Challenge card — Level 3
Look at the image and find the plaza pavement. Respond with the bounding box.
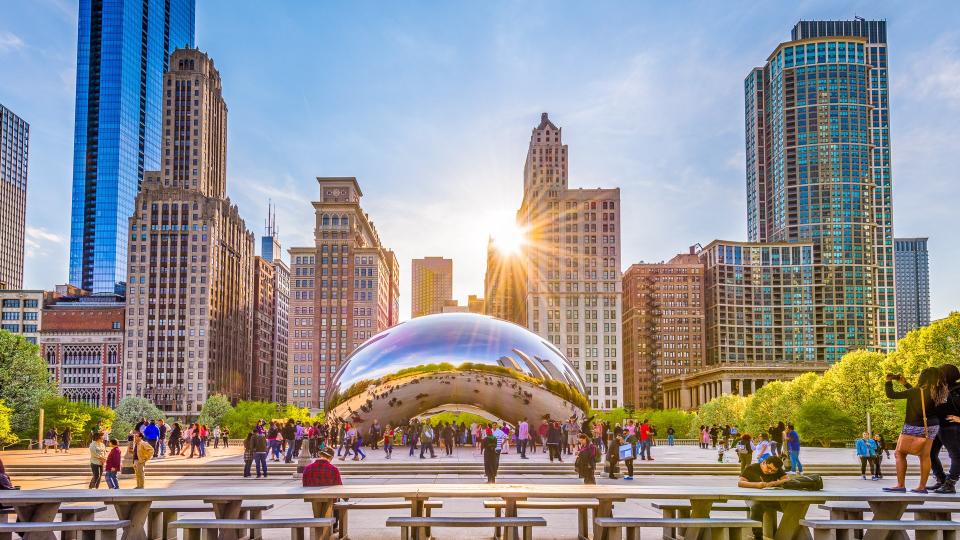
[1,443,947,539]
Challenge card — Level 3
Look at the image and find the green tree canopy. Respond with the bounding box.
[112,397,165,437]
[39,396,91,441]
[197,394,234,428]
[795,399,857,447]
[885,312,960,380]
[0,400,16,446]
[0,330,57,435]
[222,400,278,437]
[696,394,750,429]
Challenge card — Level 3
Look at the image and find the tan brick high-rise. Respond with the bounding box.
[411,257,453,317]
[124,48,254,416]
[622,251,704,409]
[0,104,28,290]
[287,177,400,411]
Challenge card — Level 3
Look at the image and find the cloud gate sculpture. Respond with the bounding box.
[326,313,589,427]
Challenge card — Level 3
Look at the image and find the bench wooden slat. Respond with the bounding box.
[799,520,960,531]
[484,500,597,509]
[819,503,960,513]
[334,501,442,510]
[0,520,130,532]
[172,518,334,529]
[595,518,761,528]
[386,517,547,527]
[60,505,108,513]
[651,502,748,511]
[151,502,274,512]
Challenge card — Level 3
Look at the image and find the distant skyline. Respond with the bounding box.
[3,0,958,322]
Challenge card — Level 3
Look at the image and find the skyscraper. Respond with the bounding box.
[0,104,28,289]
[124,48,255,415]
[517,113,623,410]
[411,257,453,317]
[745,20,891,360]
[69,0,195,295]
[895,238,930,340]
[262,206,290,405]
[287,177,400,411]
[622,251,704,409]
[791,20,896,350]
[484,237,526,326]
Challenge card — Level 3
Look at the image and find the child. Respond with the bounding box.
[383,425,394,459]
[104,439,121,489]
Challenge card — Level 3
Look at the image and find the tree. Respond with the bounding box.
[0,330,57,435]
[0,400,16,447]
[39,396,91,440]
[697,394,750,429]
[817,350,900,436]
[222,400,278,437]
[743,381,790,434]
[795,400,857,447]
[885,312,960,380]
[197,395,234,428]
[112,397,165,437]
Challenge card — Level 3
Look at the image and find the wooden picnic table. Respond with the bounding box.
[1,484,956,540]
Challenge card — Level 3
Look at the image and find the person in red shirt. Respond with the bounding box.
[302,447,342,487]
[639,419,654,461]
[104,439,122,489]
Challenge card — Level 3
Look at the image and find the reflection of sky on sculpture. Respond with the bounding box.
[331,313,586,394]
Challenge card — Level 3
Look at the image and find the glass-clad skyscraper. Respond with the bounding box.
[894,238,930,340]
[744,19,895,363]
[68,0,195,295]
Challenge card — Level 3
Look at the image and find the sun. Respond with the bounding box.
[490,222,528,255]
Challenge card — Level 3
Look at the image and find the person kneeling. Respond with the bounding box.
[738,456,789,540]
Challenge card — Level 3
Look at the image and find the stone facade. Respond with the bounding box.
[411,257,453,317]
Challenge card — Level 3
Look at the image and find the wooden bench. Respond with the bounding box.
[819,503,960,521]
[385,516,547,540]
[484,500,598,540]
[649,503,753,539]
[800,519,960,540]
[0,520,129,540]
[148,502,274,540]
[333,500,441,539]
[594,517,761,540]
[171,517,335,540]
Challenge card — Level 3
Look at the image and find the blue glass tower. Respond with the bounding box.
[68,0,195,295]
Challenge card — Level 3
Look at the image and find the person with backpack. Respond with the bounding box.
[419,421,436,459]
[738,456,790,540]
[574,433,598,485]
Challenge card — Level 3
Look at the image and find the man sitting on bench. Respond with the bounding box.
[738,455,790,540]
[303,447,342,487]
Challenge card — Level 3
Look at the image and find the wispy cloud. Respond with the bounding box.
[24,226,65,256]
[906,35,960,108]
[0,31,25,53]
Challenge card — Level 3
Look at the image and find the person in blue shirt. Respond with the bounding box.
[855,431,879,480]
[142,420,160,458]
[785,423,803,474]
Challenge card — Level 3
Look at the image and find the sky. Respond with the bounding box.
[2,0,959,322]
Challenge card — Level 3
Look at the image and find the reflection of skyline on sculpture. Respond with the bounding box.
[331,313,586,396]
[327,313,588,425]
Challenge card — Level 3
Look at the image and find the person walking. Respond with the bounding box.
[700,426,710,450]
[88,432,107,489]
[282,419,297,463]
[639,419,653,461]
[884,368,942,493]
[574,433,598,485]
[930,364,960,493]
[736,434,754,473]
[156,420,167,458]
[538,420,549,454]
[441,422,455,456]
[517,418,530,459]
[43,427,57,454]
[769,422,785,457]
[242,431,255,478]
[267,422,282,461]
[856,431,879,480]
[607,433,621,479]
[104,439,121,489]
[419,422,436,459]
[168,423,182,457]
[350,427,366,461]
[785,423,803,474]
[143,420,160,458]
[131,431,154,489]
[383,425,394,459]
[198,424,208,458]
[60,427,72,452]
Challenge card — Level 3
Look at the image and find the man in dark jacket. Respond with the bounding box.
[575,434,598,484]
[282,419,297,463]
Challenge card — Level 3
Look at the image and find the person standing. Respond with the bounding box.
[131,431,154,489]
[294,421,305,458]
[267,421,281,461]
[565,418,580,456]
[157,420,167,458]
[43,427,57,454]
[873,433,886,479]
[441,422,455,456]
[88,432,107,489]
[383,425,394,459]
[930,364,960,493]
[884,368,942,493]
[574,434,598,485]
[213,426,221,449]
[104,439,121,489]
[143,420,160,457]
[638,419,653,460]
[785,423,803,474]
[282,419,297,463]
[242,431,255,478]
[253,429,268,478]
[60,427,72,452]
[546,420,563,462]
[538,420,549,454]
[168,423,182,457]
[666,426,675,446]
[517,418,530,459]
[419,422,436,459]
[481,427,501,484]
[221,427,230,448]
[856,431,879,480]
[736,434,754,473]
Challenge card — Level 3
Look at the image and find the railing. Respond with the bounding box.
[0,438,34,451]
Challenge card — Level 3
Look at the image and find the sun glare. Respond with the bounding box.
[491,222,528,255]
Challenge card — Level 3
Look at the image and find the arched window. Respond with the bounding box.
[322,214,330,227]
[332,216,340,227]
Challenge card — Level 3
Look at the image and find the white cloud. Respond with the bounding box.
[0,31,25,53]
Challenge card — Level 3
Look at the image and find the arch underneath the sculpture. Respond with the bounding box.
[327,369,585,428]
[415,404,507,425]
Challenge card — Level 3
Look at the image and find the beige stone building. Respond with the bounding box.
[484,237,526,326]
[0,104,28,290]
[124,48,255,416]
[622,250,704,409]
[287,177,400,412]
[517,113,623,410]
[411,257,453,317]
